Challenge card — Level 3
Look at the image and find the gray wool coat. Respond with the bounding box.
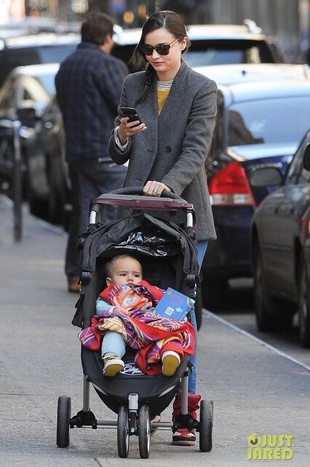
[108,60,217,241]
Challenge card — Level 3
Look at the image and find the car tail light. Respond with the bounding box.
[301,207,310,238]
[209,161,255,206]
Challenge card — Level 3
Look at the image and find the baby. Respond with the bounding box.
[94,254,195,377]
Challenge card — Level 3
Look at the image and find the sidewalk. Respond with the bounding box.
[0,194,67,251]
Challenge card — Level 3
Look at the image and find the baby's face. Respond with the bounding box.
[109,257,142,286]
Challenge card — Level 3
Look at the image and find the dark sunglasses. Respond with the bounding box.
[140,38,179,56]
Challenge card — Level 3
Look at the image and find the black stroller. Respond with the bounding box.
[56,188,213,458]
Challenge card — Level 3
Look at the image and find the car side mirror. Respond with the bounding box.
[249,166,283,187]
[303,144,310,171]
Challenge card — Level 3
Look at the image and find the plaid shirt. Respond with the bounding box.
[55,42,127,162]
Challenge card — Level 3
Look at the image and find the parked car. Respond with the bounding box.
[250,130,310,347]
[112,20,286,72]
[0,63,59,196]
[0,62,59,119]
[201,79,310,309]
[0,33,79,88]
[24,92,69,224]
[193,63,310,85]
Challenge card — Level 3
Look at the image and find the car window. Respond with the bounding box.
[0,44,77,88]
[285,142,310,185]
[112,44,136,71]
[184,47,264,67]
[183,40,275,67]
[228,97,310,147]
[30,74,56,95]
[34,45,78,63]
[0,49,40,86]
[184,49,243,67]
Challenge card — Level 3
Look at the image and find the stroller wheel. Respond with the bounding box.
[56,395,71,448]
[138,405,151,459]
[117,405,130,458]
[199,399,213,452]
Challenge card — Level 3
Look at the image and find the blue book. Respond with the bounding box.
[154,287,195,322]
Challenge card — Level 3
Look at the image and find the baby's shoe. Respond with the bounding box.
[161,351,180,376]
[102,354,124,377]
[172,428,196,446]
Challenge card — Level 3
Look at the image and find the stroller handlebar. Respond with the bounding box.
[101,186,188,201]
[88,187,196,229]
[90,187,194,211]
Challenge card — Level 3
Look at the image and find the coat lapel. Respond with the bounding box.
[140,80,159,170]
[157,61,188,123]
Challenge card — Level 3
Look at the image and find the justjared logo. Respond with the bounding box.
[247,433,294,461]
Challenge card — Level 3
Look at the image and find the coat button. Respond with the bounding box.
[165,146,172,153]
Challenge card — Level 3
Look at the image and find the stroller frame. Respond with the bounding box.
[56,188,213,458]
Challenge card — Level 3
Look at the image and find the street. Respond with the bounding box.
[0,195,309,466]
[216,278,310,369]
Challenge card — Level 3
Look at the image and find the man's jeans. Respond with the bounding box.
[65,159,127,279]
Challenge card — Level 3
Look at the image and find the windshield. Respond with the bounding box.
[183,40,275,67]
[228,96,310,147]
[34,73,56,95]
[184,48,263,67]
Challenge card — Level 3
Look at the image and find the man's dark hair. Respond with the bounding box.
[81,12,114,45]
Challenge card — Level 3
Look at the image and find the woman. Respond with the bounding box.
[108,10,217,446]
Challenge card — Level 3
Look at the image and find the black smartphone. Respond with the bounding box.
[120,106,141,125]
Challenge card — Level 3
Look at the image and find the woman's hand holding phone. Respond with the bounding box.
[120,107,141,125]
[118,107,147,144]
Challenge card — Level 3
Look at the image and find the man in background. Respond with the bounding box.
[55,12,127,292]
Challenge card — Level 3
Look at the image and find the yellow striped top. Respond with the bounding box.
[157,80,173,114]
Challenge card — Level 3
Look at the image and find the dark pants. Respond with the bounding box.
[65,159,127,280]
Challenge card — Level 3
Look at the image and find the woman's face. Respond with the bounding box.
[143,27,187,80]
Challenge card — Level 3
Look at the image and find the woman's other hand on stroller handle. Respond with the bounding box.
[143,181,172,197]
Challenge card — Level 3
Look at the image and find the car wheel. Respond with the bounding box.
[47,152,66,225]
[28,191,48,219]
[253,242,280,332]
[298,255,310,348]
[24,144,48,220]
[254,242,295,332]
